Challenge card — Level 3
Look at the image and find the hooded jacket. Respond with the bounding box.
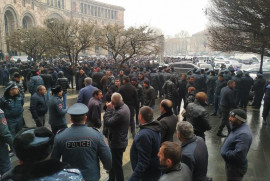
[129,121,161,181]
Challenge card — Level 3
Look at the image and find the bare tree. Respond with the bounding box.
[208,0,270,72]
[98,25,162,67]
[45,19,98,63]
[6,27,51,62]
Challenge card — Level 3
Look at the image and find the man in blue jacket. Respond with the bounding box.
[129,106,161,181]
[221,109,252,181]
[77,77,98,106]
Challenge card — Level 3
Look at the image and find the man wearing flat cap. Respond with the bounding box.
[0,82,24,136]
[1,127,84,180]
[221,109,252,181]
[52,103,112,181]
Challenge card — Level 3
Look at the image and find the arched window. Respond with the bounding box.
[4,14,8,35]
[23,17,27,29]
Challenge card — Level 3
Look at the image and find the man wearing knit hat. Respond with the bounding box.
[221,109,252,181]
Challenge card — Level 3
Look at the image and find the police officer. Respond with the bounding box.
[232,71,243,106]
[206,71,217,105]
[48,85,67,135]
[0,109,13,176]
[1,127,83,180]
[0,82,24,136]
[52,103,112,181]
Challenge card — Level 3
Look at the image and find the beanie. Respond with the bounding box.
[230,109,247,122]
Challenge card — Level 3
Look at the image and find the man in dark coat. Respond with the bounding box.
[119,76,138,138]
[40,68,53,101]
[56,71,69,109]
[252,73,266,109]
[239,72,254,108]
[177,121,210,181]
[178,74,188,112]
[143,79,155,109]
[30,85,48,127]
[103,93,130,181]
[232,70,243,106]
[185,92,211,140]
[157,99,178,143]
[77,69,87,90]
[206,71,217,105]
[87,89,103,128]
[217,80,236,137]
[211,74,226,116]
[162,75,178,115]
[28,70,44,95]
[131,77,144,126]
[129,106,161,181]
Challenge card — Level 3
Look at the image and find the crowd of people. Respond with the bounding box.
[0,56,268,180]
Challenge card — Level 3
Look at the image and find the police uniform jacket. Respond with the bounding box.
[48,95,67,126]
[0,94,24,120]
[30,92,48,120]
[52,124,112,181]
[0,109,13,147]
[103,102,130,149]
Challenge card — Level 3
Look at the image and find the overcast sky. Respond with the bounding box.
[100,0,209,36]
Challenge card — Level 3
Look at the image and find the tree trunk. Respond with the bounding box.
[260,46,265,73]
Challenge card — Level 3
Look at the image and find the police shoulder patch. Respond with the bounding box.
[63,169,81,175]
[56,128,66,134]
[92,127,100,132]
[1,118,7,125]
[58,103,63,109]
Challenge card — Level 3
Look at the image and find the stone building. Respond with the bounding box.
[0,0,124,58]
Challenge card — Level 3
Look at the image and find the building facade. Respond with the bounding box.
[0,0,124,58]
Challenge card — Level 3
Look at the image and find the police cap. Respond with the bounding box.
[67,103,89,116]
[14,127,54,163]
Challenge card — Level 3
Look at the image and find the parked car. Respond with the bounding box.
[200,63,213,71]
[169,62,199,74]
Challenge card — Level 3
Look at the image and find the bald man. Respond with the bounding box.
[157,99,178,143]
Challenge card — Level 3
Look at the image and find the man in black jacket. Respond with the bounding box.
[185,92,211,140]
[217,80,236,137]
[211,74,227,116]
[131,77,144,126]
[30,85,48,127]
[252,73,266,108]
[119,76,138,138]
[157,99,178,143]
[103,93,130,181]
[56,71,69,109]
[41,68,53,101]
[87,89,103,128]
[178,74,187,113]
[143,79,155,109]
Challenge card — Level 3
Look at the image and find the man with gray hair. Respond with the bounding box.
[177,121,211,181]
[103,92,130,181]
[77,77,98,106]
